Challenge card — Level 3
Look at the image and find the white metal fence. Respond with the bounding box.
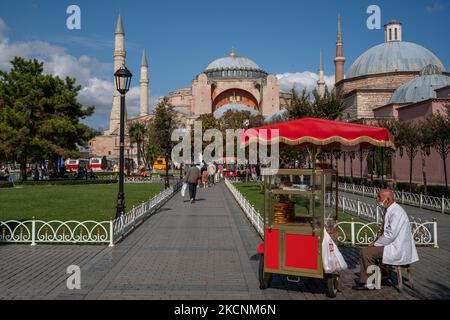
[339,182,450,214]
[225,179,264,236]
[225,179,438,247]
[0,181,181,246]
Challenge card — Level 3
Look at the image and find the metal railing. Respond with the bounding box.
[224,179,264,236]
[339,182,450,214]
[0,181,181,246]
[225,179,438,247]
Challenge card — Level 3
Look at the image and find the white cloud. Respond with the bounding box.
[426,2,445,13]
[276,71,335,96]
[0,18,118,130]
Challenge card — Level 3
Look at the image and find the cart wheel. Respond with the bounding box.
[259,255,272,290]
[326,274,339,298]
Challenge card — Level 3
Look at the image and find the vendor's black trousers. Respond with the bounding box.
[359,246,384,284]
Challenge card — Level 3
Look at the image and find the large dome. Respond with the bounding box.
[388,65,450,104]
[206,56,261,71]
[203,50,268,79]
[347,42,445,78]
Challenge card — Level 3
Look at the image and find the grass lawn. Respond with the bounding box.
[234,183,378,237]
[0,183,164,221]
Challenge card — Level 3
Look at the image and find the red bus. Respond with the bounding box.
[65,159,89,171]
[89,157,103,172]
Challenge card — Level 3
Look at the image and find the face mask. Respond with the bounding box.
[377,199,387,210]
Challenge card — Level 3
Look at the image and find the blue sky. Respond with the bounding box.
[0,0,449,130]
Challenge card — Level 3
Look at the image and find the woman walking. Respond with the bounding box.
[201,164,209,188]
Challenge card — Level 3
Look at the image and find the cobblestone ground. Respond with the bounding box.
[1,183,449,300]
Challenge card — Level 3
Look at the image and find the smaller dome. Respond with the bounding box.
[213,103,258,119]
[388,65,450,104]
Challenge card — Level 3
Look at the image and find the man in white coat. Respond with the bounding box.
[353,189,419,290]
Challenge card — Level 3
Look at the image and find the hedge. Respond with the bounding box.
[0,181,14,188]
[15,179,118,186]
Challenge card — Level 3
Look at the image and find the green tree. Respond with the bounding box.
[0,57,95,180]
[286,88,313,120]
[427,105,450,195]
[144,118,161,169]
[312,87,345,120]
[128,123,147,166]
[101,155,108,170]
[418,119,434,194]
[397,121,421,192]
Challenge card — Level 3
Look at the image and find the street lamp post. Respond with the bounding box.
[243,119,250,183]
[114,66,133,219]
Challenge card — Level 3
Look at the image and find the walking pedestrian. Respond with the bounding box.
[184,163,200,203]
[208,162,216,186]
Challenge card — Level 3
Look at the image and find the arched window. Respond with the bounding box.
[395,28,398,40]
[389,28,392,41]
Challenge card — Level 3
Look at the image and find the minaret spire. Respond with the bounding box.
[337,13,342,43]
[108,14,127,135]
[334,13,346,84]
[140,49,149,116]
[317,49,325,98]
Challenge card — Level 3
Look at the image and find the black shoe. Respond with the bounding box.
[352,284,370,291]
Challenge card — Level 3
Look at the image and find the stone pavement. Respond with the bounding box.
[1,183,449,300]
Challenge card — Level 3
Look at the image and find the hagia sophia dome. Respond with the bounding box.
[347,21,445,79]
[203,50,268,79]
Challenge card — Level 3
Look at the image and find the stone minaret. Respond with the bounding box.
[108,14,127,135]
[317,49,325,98]
[139,49,149,116]
[334,14,345,84]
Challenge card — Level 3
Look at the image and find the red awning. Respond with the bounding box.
[240,117,395,149]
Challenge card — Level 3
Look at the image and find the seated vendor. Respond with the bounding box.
[353,188,419,290]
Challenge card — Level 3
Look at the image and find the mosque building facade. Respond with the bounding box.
[332,17,449,186]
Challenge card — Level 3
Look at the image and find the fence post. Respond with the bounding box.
[342,196,346,213]
[373,188,376,199]
[401,190,405,204]
[420,193,423,208]
[357,200,361,217]
[31,216,36,246]
[362,185,365,197]
[442,196,445,214]
[433,218,439,248]
[353,184,355,194]
[376,206,380,224]
[351,218,355,246]
[109,218,114,247]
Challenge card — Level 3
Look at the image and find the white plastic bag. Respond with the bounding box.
[322,229,348,273]
[181,183,187,197]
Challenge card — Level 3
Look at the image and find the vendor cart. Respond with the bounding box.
[240,117,395,298]
[257,167,340,297]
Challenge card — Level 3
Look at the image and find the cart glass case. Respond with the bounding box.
[262,168,337,278]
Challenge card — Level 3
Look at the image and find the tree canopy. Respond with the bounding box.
[0,57,96,179]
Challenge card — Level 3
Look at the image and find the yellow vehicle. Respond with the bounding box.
[153,157,167,171]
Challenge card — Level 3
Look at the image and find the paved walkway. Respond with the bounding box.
[1,183,449,299]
